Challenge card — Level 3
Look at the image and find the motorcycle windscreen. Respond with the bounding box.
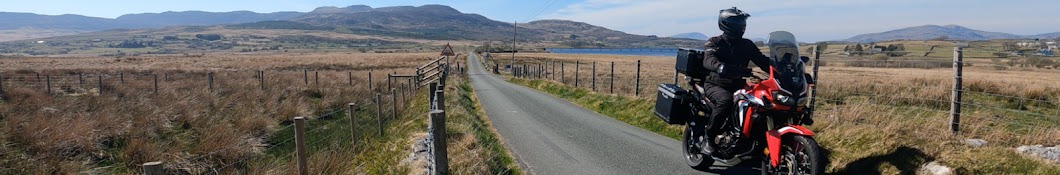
[767,31,807,95]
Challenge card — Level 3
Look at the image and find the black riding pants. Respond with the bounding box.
[702,82,743,133]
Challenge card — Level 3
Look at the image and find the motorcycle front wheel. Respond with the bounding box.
[761,135,824,175]
[683,124,713,170]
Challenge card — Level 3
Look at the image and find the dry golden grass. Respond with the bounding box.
[499,52,1060,174]
[0,52,443,174]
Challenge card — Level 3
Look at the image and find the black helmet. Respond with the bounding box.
[718,7,750,37]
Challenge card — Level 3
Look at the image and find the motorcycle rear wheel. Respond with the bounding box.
[683,124,713,170]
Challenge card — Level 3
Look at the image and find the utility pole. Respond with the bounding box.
[512,21,517,71]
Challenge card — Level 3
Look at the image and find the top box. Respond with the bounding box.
[676,48,707,78]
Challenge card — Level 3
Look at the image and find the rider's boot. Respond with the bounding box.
[700,135,714,155]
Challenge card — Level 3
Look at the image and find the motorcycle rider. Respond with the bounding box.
[699,7,771,155]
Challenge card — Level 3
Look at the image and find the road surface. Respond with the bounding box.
[466,53,756,174]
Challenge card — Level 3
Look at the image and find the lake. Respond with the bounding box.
[546,48,680,57]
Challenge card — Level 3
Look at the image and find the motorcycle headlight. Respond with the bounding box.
[773,91,797,106]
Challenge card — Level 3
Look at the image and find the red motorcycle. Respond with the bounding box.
[655,31,824,174]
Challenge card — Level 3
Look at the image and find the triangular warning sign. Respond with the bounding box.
[441,43,456,56]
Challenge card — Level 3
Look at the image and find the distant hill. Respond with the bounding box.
[115,11,303,27]
[519,19,700,47]
[0,4,701,48]
[1031,32,1060,39]
[669,32,708,40]
[843,25,1058,43]
[522,19,630,40]
[286,6,700,47]
[0,12,138,30]
[291,5,534,41]
[308,5,372,14]
[0,11,301,31]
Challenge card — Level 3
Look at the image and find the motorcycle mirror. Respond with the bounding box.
[800,56,810,63]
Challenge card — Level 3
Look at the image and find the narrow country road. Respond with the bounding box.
[466,53,756,174]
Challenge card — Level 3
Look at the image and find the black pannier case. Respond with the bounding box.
[654,83,690,125]
[676,48,707,77]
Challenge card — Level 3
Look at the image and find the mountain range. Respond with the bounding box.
[0,5,702,48]
[0,11,302,31]
[3,5,1057,46]
[669,32,708,40]
[843,25,1060,43]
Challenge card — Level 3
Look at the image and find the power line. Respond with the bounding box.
[524,0,560,22]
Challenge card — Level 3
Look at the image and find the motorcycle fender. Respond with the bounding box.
[765,125,816,167]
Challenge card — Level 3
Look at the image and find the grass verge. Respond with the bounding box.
[507,78,682,139]
[446,75,521,174]
[507,77,1060,174]
[261,73,522,174]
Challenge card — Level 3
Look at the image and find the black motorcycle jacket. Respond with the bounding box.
[702,34,771,88]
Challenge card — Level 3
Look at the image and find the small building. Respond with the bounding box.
[1036,48,1054,56]
[1017,42,1040,47]
[35,41,45,44]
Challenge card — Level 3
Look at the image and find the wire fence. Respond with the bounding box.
[0,65,441,174]
[482,47,1060,146]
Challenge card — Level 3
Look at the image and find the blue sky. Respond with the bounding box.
[3,0,1057,41]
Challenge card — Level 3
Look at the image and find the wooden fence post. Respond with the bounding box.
[142,161,163,175]
[259,71,265,90]
[592,62,596,91]
[387,74,392,91]
[429,82,438,109]
[0,75,4,94]
[348,72,353,86]
[120,72,125,84]
[673,69,678,84]
[294,117,308,175]
[392,89,398,119]
[610,61,614,94]
[303,69,308,85]
[636,60,641,96]
[560,62,564,84]
[98,74,104,95]
[429,110,448,175]
[435,85,446,110]
[368,72,373,93]
[208,72,214,92]
[552,60,556,80]
[314,71,319,86]
[376,93,383,136]
[348,103,357,152]
[45,75,51,94]
[153,74,158,94]
[79,73,84,86]
[950,47,963,135]
[575,61,580,87]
